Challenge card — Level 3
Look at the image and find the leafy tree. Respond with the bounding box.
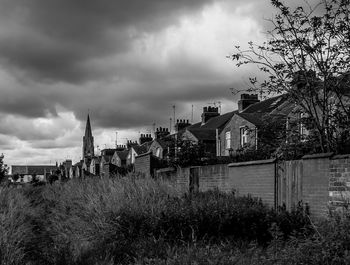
[12,173,20,182]
[230,0,350,153]
[0,153,9,183]
[169,139,207,167]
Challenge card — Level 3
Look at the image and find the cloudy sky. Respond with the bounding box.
[0,0,309,166]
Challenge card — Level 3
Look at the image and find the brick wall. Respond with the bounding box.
[301,153,332,218]
[156,161,275,206]
[329,154,350,212]
[197,164,230,192]
[155,153,350,218]
[228,159,276,207]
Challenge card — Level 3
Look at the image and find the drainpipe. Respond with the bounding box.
[216,129,220,156]
[274,159,278,210]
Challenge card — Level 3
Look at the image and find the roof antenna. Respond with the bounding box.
[191,104,194,123]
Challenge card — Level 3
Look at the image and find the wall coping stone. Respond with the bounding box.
[156,167,175,173]
[302,152,334,160]
[135,151,152,159]
[228,158,276,167]
[332,154,350,159]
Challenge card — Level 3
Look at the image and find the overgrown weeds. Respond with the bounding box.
[1,175,349,264]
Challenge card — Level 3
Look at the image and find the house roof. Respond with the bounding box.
[91,156,101,163]
[153,138,173,149]
[237,94,291,126]
[202,110,237,130]
[187,129,216,141]
[242,94,287,114]
[236,113,265,126]
[133,142,150,155]
[187,110,237,132]
[183,110,237,141]
[116,150,129,160]
[101,149,116,156]
[73,161,82,168]
[12,165,57,175]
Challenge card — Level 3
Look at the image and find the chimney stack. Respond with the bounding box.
[155,127,170,139]
[139,133,153,145]
[126,140,138,149]
[175,119,191,132]
[238,94,259,112]
[201,106,220,125]
[115,145,126,151]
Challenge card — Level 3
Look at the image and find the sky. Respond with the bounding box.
[0,0,314,166]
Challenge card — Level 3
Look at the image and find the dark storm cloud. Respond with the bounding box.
[0,0,216,82]
[0,0,324,137]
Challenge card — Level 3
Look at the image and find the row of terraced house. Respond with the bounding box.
[64,92,306,179]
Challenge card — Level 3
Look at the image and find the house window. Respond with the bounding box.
[155,147,161,157]
[225,131,231,149]
[240,127,248,148]
[299,112,310,141]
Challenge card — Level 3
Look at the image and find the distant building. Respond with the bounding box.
[60,159,72,179]
[90,156,101,176]
[100,148,116,178]
[111,149,129,167]
[11,165,58,182]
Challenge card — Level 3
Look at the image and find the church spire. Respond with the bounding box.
[82,114,94,159]
[84,114,93,139]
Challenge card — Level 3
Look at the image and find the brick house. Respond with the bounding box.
[220,94,292,155]
[111,150,129,167]
[100,149,116,178]
[90,156,101,176]
[181,106,236,157]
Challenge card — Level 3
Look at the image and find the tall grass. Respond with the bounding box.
[0,186,36,265]
[40,177,181,264]
[0,175,327,264]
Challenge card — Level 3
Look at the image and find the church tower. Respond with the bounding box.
[82,114,94,159]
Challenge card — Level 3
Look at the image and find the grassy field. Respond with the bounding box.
[0,176,350,264]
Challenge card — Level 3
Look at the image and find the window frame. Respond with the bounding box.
[225,131,231,150]
[240,126,249,148]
